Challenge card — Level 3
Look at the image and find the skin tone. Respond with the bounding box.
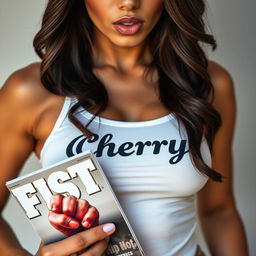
[0,0,249,256]
[84,0,164,73]
[82,0,168,123]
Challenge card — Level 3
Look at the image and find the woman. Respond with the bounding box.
[0,0,249,255]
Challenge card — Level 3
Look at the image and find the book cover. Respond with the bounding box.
[6,150,145,256]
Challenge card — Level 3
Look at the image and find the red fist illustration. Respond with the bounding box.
[48,194,100,237]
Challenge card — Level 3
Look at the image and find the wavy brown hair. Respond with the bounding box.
[33,0,224,182]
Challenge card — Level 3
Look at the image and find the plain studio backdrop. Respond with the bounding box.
[0,0,255,255]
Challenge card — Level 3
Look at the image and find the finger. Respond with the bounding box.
[62,196,77,216]
[41,223,116,256]
[37,240,44,251]
[48,211,79,229]
[81,206,100,228]
[79,239,108,256]
[75,199,90,220]
[88,215,99,229]
[105,236,110,243]
[50,194,64,213]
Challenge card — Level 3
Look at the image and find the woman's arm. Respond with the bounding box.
[0,70,39,255]
[0,66,116,256]
[197,60,249,255]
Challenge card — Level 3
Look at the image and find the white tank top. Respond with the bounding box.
[40,96,210,256]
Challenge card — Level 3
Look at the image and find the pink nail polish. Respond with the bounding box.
[103,223,115,233]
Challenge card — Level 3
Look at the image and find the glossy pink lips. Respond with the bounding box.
[113,22,144,35]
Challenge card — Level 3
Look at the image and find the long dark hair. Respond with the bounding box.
[33,0,224,182]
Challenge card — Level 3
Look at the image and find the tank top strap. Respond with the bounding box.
[40,96,72,160]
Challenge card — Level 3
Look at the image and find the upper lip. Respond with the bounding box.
[112,16,144,24]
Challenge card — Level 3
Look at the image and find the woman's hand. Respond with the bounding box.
[48,194,100,236]
[35,222,116,256]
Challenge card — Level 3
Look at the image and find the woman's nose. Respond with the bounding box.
[118,0,140,11]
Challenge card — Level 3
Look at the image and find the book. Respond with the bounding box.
[6,149,145,256]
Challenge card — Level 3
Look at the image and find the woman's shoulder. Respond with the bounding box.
[0,62,63,136]
[0,62,64,114]
[206,59,236,131]
[1,62,55,104]
[207,59,235,97]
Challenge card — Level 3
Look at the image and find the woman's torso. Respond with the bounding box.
[24,63,210,256]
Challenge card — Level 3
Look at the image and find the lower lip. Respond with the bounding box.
[112,22,144,35]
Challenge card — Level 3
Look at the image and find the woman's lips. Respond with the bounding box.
[112,16,144,24]
[112,22,144,35]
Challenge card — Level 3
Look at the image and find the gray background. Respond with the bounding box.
[0,0,255,255]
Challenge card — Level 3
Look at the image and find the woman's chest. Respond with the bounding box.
[35,91,171,158]
[90,67,170,122]
[40,116,210,197]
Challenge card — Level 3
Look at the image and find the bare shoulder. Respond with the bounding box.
[207,59,233,82]
[207,59,236,110]
[1,62,53,105]
[0,62,63,136]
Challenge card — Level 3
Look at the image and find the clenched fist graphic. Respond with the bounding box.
[48,194,100,236]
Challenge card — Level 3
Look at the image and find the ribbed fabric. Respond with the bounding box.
[40,96,210,256]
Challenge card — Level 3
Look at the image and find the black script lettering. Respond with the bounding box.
[76,138,87,154]
[66,135,84,157]
[152,140,168,154]
[134,141,151,155]
[87,133,99,143]
[169,139,189,164]
[66,133,189,165]
[77,133,99,153]
[95,133,119,157]
[66,133,99,157]
[118,142,135,156]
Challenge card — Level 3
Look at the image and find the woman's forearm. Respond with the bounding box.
[0,216,32,256]
[199,206,249,256]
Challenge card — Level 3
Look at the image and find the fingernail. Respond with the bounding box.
[103,223,115,233]
[82,221,90,228]
[70,220,79,228]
